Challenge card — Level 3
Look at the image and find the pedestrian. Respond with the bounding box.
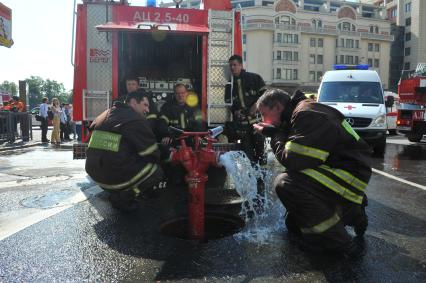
[253,89,371,258]
[85,90,165,212]
[60,103,69,142]
[50,98,62,145]
[39,97,49,143]
[224,54,266,164]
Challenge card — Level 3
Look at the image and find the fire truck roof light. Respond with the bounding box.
[333,64,369,70]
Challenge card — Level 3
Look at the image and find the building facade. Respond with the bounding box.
[241,0,392,92]
[374,0,426,90]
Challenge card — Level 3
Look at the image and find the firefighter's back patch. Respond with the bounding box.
[88,130,122,152]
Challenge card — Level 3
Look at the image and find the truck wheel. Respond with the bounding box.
[373,138,386,157]
[407,132,423,142]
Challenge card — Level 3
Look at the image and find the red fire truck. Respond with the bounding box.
[71,0,242,142]
[396,63,426,142]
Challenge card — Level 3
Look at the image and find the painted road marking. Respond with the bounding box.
[0,185,102,241]
[372,168,426,191]
[0,173,88,190]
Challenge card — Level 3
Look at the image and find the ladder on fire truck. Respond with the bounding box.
[207,9,237,126]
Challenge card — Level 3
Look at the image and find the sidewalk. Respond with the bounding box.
[0,127,75,152]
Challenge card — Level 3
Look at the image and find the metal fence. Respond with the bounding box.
[0,111,33,144]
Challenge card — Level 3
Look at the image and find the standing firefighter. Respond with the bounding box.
[225,54,266,164]
[254,89,370,257]
[85,90,164,212]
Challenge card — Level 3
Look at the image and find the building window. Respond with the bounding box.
[340,55,344,64]
[283,51,292,61]
[294,34,299,44]
[340,22,353,31]
[368,43,373,52]
[335,39,338,47]
[406,17,411,26]
[355,40,359,49]
[374,59,380,68]
[405,47,411,56]
[404,62,410,70]
[317,71,323,82]
[312,19,322,28]
[317,54,323,64]
[318,38,323,48]
[375,44,380,52]
[276,68,281,79]
[405,2,411,13]
[278,15,296,25]
[391,8,397,18]
[243,51,246,61]
[340,38,345,47]
[369,26,374,33]
[310,54,316,64]
[346,55,354,65]
[283,69,293,80]
[310,38,316,47]
[283,34,298,43]
[309,71,316,82]
[243,34,246,44]
[346,39,354,48]
[277,50,282,60]
[375,26,379,34]
[294,52,299,61]
[355,56,359,64]
[406,32,411,41]
[368,58,373,67]
[277,33,282,42]
[293,69,298,80]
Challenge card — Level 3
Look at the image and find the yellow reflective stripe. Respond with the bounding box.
[237,79,246,108]
[160,115,169,124]
[146,113,157,119]
[132,187,141,197]
[342,120,360,141]
[95,163,154,190]
[180,113,186,129]
[301,169,363,204]
[285,141,329,162]
[138,143,159,157]
[319,165,367,192]
[300,213,341,234]
[194,113,203,121]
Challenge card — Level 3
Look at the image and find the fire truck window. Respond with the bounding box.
[118,32,203,109]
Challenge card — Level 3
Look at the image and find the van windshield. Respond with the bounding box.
[319,82,384,104]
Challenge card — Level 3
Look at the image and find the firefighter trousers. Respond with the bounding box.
[274,172,366,251]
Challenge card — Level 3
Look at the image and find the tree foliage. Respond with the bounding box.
[1,77,72,109]
[0,81,18,96]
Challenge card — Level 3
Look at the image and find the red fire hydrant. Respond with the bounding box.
[170,126,223,240]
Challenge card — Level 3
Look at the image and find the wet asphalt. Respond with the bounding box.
[0,136,425,282]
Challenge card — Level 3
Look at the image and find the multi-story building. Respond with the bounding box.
[373,0,426,91]
[161,0,393,92]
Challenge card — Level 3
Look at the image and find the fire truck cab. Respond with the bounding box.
[72,0,241,142]
[397,63,426,142]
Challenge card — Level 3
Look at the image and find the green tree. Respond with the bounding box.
[26,76,72,108]
[0,80,18,96]
[26,76,45,109]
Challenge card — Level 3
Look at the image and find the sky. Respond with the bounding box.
[0,0,173,91]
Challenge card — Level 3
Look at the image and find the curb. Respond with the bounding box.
[0,142,74,152]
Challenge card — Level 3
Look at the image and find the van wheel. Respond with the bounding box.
[373,139,386,157]
[407,132,423,142]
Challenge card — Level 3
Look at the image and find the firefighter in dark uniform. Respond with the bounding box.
[224,54,266,164]
[86,90,165,212]
[254,89,370,257]
[158,83,204,145]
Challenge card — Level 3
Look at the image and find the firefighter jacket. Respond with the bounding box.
[158,100,203,137]
[271,92,372,205]
[225,69,265,125]
[85,102,161,191]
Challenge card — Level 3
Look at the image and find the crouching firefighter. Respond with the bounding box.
[254,89,371,257]
[85,90,165,212]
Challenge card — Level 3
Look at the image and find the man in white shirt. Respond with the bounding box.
[39,97,49,143]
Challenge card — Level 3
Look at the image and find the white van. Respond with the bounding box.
[317,65,387,155]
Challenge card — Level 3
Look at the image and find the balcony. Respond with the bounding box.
[299,26,338,36]
[243,23,274,31]
[273,59,300,66]
[336,46,362,53]
[273,41,300,48]
[360,32,394,41]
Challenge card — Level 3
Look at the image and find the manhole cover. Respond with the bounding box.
[160,213,244,241]
[205,189,243,206]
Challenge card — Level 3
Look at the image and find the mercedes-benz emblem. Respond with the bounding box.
[345,117,355,126]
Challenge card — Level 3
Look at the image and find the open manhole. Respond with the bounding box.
[205,189,243,206]
[160,213,244,241]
